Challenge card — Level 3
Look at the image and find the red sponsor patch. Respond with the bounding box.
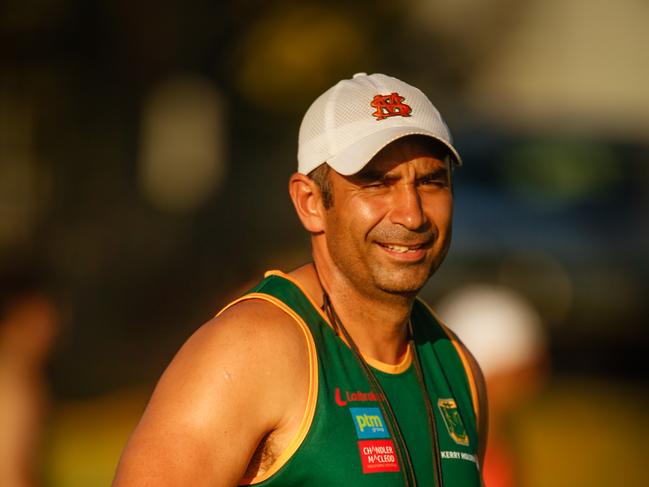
[357,439,400,473]
[334,387,384,407]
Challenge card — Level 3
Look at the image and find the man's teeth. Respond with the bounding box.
[383,244,421,253]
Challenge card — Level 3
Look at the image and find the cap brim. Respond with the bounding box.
[327,126,462,176]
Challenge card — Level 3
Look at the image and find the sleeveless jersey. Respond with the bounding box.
[221,270,482,486]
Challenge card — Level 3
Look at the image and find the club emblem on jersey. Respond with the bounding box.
[370,92,412,120]
[437,398,470,446]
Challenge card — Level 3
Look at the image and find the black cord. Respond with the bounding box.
[313,264,444,486]
[409,320,444,486]
[322,292,417,487]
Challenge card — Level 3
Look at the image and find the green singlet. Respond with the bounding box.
[222,271,482,486]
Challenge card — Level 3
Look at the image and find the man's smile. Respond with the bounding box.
[375,241,432,261]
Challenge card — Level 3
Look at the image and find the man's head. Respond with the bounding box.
[297,72,461,176]
[289,73,460,297]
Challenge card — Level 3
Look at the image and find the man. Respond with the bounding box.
[113,73,487,486]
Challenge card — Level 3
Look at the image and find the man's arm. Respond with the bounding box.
[112,300,309,486]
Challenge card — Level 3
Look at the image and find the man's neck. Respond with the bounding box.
[290,261,415,365]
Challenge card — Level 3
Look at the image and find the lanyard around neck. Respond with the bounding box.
[320,290,444,487]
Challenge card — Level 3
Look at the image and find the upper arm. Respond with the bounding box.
[112,300,309,487]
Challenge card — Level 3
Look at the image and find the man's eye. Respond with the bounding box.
[419,177,446,186]
[365,181,387,188]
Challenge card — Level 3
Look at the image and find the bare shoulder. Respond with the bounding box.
[201,298,311,369]
[113,298,310,486]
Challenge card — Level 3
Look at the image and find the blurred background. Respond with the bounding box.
[0,0,647,485]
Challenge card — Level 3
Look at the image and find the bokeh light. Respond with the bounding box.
[467,0,649,137]
[498,251,574,327]
[437,283,546,376]
[500,140,621,209]
[0,83,51,250]
[235,4,371,112]
[138,74,226,213]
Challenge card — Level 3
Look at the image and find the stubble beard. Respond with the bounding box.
[371,261,437,296]
[327,229,451,300]
[367,244,450,297]
[365,225,451,297]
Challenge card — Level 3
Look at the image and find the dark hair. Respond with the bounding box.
[308,163,333,209]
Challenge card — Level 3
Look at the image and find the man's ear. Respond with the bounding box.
[288,172,326,233]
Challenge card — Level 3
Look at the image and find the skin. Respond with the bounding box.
[112,136,486,486]
[291,136,454,363]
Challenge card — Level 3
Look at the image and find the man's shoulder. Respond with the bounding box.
[179,297,311,386]
[142,296,310,445]
[112,297,311,485]
[157,297,310,405]
[208,296,308,350]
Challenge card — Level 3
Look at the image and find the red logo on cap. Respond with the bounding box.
[370,92,412,120]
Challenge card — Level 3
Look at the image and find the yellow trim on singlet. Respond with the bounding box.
[417,299,481,431]
[264,270,334,329]
[362,343,413,374]
[264,269,413,374]
[216,292,319,485]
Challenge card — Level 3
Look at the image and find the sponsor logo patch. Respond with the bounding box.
[350,407,389,439]
[334,387,383,406]
[438,398,470,446]
[358,439,400,473]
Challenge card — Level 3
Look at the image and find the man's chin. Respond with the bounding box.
[372,268,432,296]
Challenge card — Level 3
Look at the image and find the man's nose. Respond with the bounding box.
[388,184,427,230]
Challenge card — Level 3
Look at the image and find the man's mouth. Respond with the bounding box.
[378,243,429,254]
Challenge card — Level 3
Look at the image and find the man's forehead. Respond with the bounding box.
[356,136,451,177]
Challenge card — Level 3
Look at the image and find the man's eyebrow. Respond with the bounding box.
[354,169,391,182]
[419,167,450,179]
[354,162,450,183]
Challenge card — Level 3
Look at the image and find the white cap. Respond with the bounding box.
[297,72,462,175]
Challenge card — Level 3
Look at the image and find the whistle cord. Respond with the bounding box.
[322,292,417,487]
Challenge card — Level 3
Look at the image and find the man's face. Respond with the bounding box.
[322,136,453,297]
